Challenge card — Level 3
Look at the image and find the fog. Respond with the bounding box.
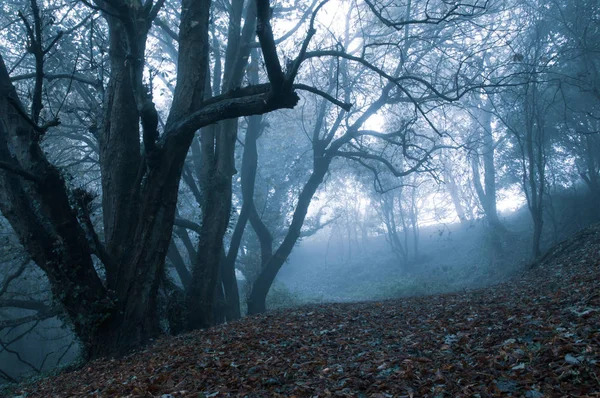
[0,0,599,385]
[273,200,580,307]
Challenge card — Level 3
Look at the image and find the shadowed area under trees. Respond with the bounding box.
[0,0,598,390]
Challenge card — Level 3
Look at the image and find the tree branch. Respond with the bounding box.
[0,337,40,374]
[10,72,101,88]
[255,0,285,89]
[304,50,522,103]
[73,189,116,274]
[0,161,41,183]
[147,0,166,22]
[0,258,29,296]
[283,0,329,87]
[167,240,192,289]
[301,213,341,238]
[363,0,488,30]
[293,83,352,111]
[6,96,60,135]
[167,85,299,136]
[0,310,60,330]
[0,368,17,383]
[154,18,178,42]
[334,148,437,177]
[174,218,202,235]
[0,299,52,312]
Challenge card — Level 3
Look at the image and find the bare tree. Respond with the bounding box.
[0,0,347,358]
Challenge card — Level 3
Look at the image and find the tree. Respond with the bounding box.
[245,0,504,313]
[375,178,416,265]
[545,0,600,214]
[490,3,561,258]
[469,97,507,234]
[0,0,338,359]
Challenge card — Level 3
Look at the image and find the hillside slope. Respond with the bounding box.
[14,225,600,397]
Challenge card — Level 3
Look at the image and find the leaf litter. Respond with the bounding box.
[16,225,600,397]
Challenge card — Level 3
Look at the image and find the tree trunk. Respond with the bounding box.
[532,210,543,258]
[380,192,408,265]
[522,73,546,259]
[0,0,306,359]
[218,115,265,322]
[409,185,420,261]
[168,240,192,289]
[220,254,241,321]
[212,260,227,325]
[441,154,469,224]
[185,0,257,328]
[99,18,142,275]
[247,158,330,314]
[471,102,506,234]
[186,120,237,329]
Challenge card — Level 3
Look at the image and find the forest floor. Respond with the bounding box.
[13,225,600,397]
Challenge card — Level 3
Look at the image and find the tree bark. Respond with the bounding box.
[247,158,331,314]
[0,53,112,358]
[186,0,257,328]
[471,100,506,234]
[186,128,235,328]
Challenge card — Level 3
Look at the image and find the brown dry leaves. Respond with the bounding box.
[17,226,600,397]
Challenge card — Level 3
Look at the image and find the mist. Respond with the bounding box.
[272,188,596,308]
[0,0,599,386]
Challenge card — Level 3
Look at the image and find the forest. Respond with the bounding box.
[0,0,599,392]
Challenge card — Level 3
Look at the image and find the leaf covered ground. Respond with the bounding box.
[15,225,600,397]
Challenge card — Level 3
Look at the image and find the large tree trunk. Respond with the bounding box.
[0,54,111,358]
[0,0,211,359]
[186,0,256,328]
[0,0,305,358]
[99,18,142,274]
[90,0,210,355]
[186,121,237,329]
